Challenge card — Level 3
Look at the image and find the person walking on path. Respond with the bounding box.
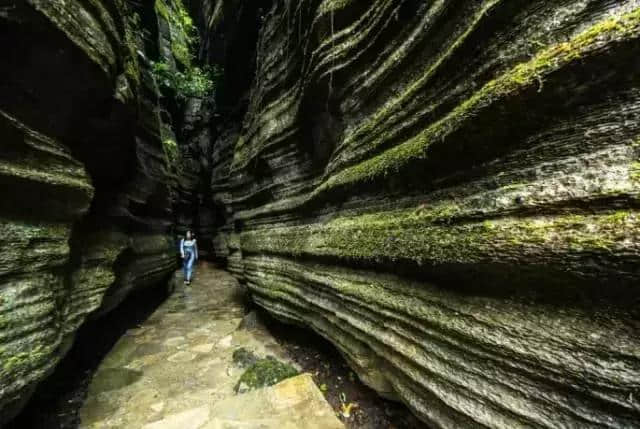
[180,230,198,285]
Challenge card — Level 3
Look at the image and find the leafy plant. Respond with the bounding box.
[175,2,198,40]
[152,61,222,98]
[152,0,224,98]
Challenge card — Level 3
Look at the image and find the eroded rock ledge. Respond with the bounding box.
[209,1,640,427]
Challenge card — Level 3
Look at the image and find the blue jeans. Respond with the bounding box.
[183,251,195,281]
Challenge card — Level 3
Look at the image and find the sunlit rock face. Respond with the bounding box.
[210,1,640,427]
[0,1,182,422]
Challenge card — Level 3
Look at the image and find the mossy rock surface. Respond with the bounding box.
[234,356,299,394]
[210,1,640,427]
[0,0,180,423]
[232,347,260,368]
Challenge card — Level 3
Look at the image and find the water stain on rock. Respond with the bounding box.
[89,368,144,394]
[135,342,165,357]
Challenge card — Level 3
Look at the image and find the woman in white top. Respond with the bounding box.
[180,230,198,285]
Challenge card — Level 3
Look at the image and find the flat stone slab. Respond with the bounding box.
[203,374,344,429]
[142,406,209,429]
[79,263,342,428]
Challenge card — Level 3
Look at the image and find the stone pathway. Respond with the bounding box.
[79,262,343,428]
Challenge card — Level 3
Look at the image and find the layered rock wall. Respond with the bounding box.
[211,1,640,427]
[2,0,640,427]
[0,0,197,422]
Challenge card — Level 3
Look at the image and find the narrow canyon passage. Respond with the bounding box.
[2,1,640,428]
[7,263,425,428]
[77,263,342,428]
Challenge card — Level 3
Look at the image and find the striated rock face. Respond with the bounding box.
[0,0,190,422]
[0,109,94,421]
[210,1,640,427]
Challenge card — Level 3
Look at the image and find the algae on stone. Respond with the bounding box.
[235,356,299,394]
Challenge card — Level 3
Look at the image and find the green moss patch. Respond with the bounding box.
[155,0,198,67]
[0,345,49,377]
[234,356,299,394]
[241,207,640,269]
[630,161,640,182]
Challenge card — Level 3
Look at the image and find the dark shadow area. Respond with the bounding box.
[256,307,430,429]
[6,283,173,429]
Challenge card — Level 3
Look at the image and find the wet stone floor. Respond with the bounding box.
[79,262,343,428]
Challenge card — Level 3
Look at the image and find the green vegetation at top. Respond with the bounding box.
[157,0,197,67]
[155,0,197,52]
[152,62,222,98]
[152,0,223,98]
